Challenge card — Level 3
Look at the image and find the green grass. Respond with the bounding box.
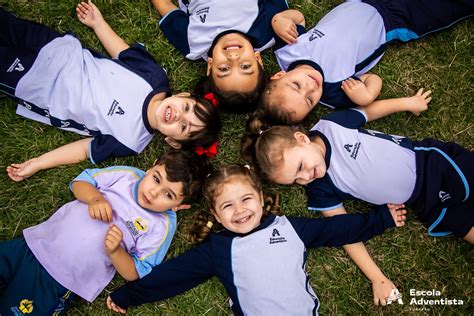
[0,0,472,314]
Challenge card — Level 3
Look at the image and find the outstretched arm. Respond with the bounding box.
[271,9,305,44]
[341,74,382,106]
[363,88,432,122]
[151,0,178,17]
[322,205,397,306]
[6,138,91,182]
[76,1,129,58]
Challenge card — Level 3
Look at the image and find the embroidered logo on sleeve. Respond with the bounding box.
[309,29,325,41]
[196,7,209,23]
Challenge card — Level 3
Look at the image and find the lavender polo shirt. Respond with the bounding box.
[23,166,177,302]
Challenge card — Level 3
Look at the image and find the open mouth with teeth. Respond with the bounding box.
[235,215,252,224]
[164,107,173,122]
[224,45,242,50]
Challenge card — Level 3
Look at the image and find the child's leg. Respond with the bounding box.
[369,0,474,42]
[0,8,61,97]
[0,238,75,315]
[0,7,61,50]
[411,139,473,239]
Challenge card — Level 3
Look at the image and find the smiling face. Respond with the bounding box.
[137,164,185,212]
[212,176,264,234]
[271,132,327,185]
[208,33,263,94]
[268,65,323,122]
[150,94,206,142]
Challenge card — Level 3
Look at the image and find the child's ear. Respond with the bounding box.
[172,204,191,212]
[174,92,191,98]
[206,57,213,76]
[211,210,222,224]
[255,51,263,68]
[165,137,182,149]
[270,70,286,80]
[293,131,310,144]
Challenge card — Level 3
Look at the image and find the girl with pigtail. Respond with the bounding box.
[106,164,405,314]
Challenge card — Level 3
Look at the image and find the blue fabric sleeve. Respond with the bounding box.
[110,241,215,309]
[116,44,170,92]
[68,168,102,191]
[158,9,191,57]
[320,108,367,129]
[319,75,363,109]
[89,135,137,164]
[132,211,177,278]
[288,205,395,248]
[247,0,289,48]
[305,176,344,211]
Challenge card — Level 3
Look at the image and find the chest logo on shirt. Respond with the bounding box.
[107,99,125,116]
[309,29,325,41]
[269,229,287,244]
[126,217,149,236]
[7,58,24,72]
[344,142,361,159]
[196,7,209,23]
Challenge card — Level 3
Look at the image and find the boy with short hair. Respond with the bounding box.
[0,150,212,314]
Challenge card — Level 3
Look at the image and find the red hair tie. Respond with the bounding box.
[203,92,219,108]
[195,141,218,158]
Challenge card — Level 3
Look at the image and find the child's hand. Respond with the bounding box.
[6,158,41,182]
[106,296,127,314]
[341,78,377,106]
[372,277,397,306]
[271,13,299,44]
[387,203,407,227]
[76,0,104,29]
[105,224,123,255]
[405,88,432,116]
[88,196,113,222]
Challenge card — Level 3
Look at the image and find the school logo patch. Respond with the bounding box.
[309,29,325,41]
[196,7,209,23]
[269,228,287,244]
[126,217,149,236]
[107,99,125,116]
[344,142,361,159]
[7,58,24,72]
[12,299,34,314]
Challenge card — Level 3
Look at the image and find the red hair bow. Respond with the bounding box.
[204,92,219,108]
[195,141,218,158]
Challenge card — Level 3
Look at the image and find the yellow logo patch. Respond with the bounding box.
[133,217,149,232]
[19,299,34,313]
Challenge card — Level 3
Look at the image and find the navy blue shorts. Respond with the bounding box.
[407,138,473,238]
[0,238,74,315]
[0,7,61,98]
[364,0,474,42]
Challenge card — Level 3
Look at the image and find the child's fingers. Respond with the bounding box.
[416,88,423,96]
[108,224,123,239]
[422,89,432,98]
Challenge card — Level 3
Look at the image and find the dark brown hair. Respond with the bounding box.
[189,164,281,243]
[174,95,221,149]
[194,63,267,113]
[257,80,298,125]
[156,150,212,204]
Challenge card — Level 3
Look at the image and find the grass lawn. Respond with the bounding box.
[0,0,472,314]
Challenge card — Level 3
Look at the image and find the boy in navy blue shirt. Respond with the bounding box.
[1,1,220,181]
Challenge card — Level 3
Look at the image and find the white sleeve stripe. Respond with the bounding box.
[308,203,343,211]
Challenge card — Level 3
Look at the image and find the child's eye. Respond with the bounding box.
[184,104,190,112]
[241,64,251,70]
[153,175,160,184]
[166,192,173,200]
[307,96,313,106]
[218,66,229,72]
[298,163,303,172]
[181,122,187,132]
[294,82,300,89]
[243,197,251,202]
